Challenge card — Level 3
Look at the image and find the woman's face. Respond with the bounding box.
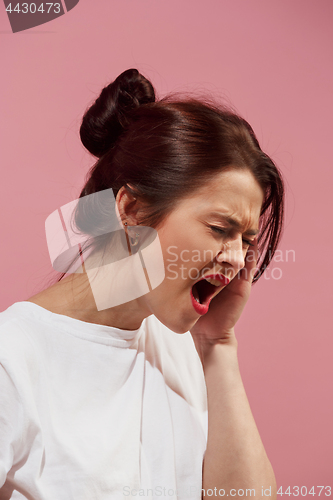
[139,168,264,333]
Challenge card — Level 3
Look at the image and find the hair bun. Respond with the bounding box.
[80,69,156,158]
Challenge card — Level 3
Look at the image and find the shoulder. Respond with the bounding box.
[0,302,43,382]
[0,302,35,347]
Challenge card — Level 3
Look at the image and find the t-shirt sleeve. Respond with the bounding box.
[0,362,26,488]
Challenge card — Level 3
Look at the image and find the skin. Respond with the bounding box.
[28,167,277,499]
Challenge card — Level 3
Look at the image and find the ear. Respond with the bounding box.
[116,185,145,226]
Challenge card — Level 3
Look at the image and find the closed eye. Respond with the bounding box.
[209,225,255,247]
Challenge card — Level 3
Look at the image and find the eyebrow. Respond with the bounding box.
[209,212,260,236]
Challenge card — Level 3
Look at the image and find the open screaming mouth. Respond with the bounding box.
[191,274,229,305]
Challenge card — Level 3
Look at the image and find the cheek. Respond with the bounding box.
[158,224,220,275]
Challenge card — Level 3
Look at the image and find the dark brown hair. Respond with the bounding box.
[62,68,284,282]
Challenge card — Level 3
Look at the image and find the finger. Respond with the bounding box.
[240,238,258,283]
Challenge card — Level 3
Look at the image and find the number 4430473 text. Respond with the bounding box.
[277,486,331,497]
[5,3,61,14]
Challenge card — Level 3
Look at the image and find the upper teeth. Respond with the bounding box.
[204,277,221,286]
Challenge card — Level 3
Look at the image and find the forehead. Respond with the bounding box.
[177,168,264,229]
[191,168,262,205]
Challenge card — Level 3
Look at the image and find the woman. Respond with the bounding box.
[0,69,284,499]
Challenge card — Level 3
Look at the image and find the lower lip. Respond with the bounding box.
[190,289,210,315]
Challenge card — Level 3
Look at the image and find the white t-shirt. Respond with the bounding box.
[0,302,208,500]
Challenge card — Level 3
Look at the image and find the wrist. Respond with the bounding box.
[202,336,239,374]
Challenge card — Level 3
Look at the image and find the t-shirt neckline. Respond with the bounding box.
[7,301,145,348]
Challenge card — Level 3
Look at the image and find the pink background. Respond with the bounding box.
[1,0,332,492]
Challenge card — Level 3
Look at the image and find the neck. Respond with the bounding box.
[28,272,150,331]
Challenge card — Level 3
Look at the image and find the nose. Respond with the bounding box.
[216,236,245,276]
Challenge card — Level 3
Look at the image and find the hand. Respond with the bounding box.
[190,240,258,360]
